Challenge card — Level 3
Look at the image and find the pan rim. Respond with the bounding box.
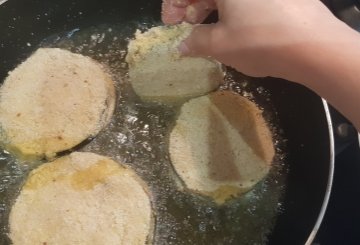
[304,99,335,245]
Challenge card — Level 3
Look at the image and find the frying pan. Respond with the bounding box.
[0,0,334,244]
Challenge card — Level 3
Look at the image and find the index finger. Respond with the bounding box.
[184,0,217,24]
[162,0,187,24]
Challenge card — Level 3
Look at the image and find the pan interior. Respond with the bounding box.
[0,22,287,244]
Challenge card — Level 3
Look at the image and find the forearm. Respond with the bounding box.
[286,25,360,131]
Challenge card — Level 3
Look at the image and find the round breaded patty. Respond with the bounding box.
[9,152,153,245]
[169,91,275,204]
[0,48,115,158]
[126,23,223,103]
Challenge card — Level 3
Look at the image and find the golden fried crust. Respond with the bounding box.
[126,24,223,103]
[0,48,115,158]
[9,152,153,245]
[169,91,275,204]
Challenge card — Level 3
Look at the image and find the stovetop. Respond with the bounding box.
[307,104,360,244]
[315,139,360,244]
[330,0,360,31]
[311,2,360,244]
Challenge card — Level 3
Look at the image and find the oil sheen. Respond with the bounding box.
[0,22,288,245]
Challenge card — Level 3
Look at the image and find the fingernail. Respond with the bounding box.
[173,0,189,7]
[185,2,213,24]
[185,5,197,24]
[178,41,190,55]
[162,1,186,25]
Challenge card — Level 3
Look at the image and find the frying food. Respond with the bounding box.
[169,91,275,204]
[0,48,115,158]
[126,23,223,103]
[9,152,153,245]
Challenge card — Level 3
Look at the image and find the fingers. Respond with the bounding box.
[172,0,190,7]
[162,0,187,24]
[179,24,218,56]
[162,0,217,25]
[184,0,216,23]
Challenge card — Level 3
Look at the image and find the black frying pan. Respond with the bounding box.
[0,0,334,244]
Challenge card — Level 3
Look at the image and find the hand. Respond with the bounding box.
[162,0,216,25]
[162,0,350,79]
[163,0,360,133]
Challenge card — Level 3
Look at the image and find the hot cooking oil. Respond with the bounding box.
[0,22,287,245]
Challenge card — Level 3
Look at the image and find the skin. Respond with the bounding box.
[162,0,360,131]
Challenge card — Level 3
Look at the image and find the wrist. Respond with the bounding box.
[279,21,360,86]
[281,22,360,130]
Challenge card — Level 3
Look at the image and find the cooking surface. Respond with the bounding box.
[0,0,335,244]
[0,23,287,244]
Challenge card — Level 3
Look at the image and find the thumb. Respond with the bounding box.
[178,24,218,57]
